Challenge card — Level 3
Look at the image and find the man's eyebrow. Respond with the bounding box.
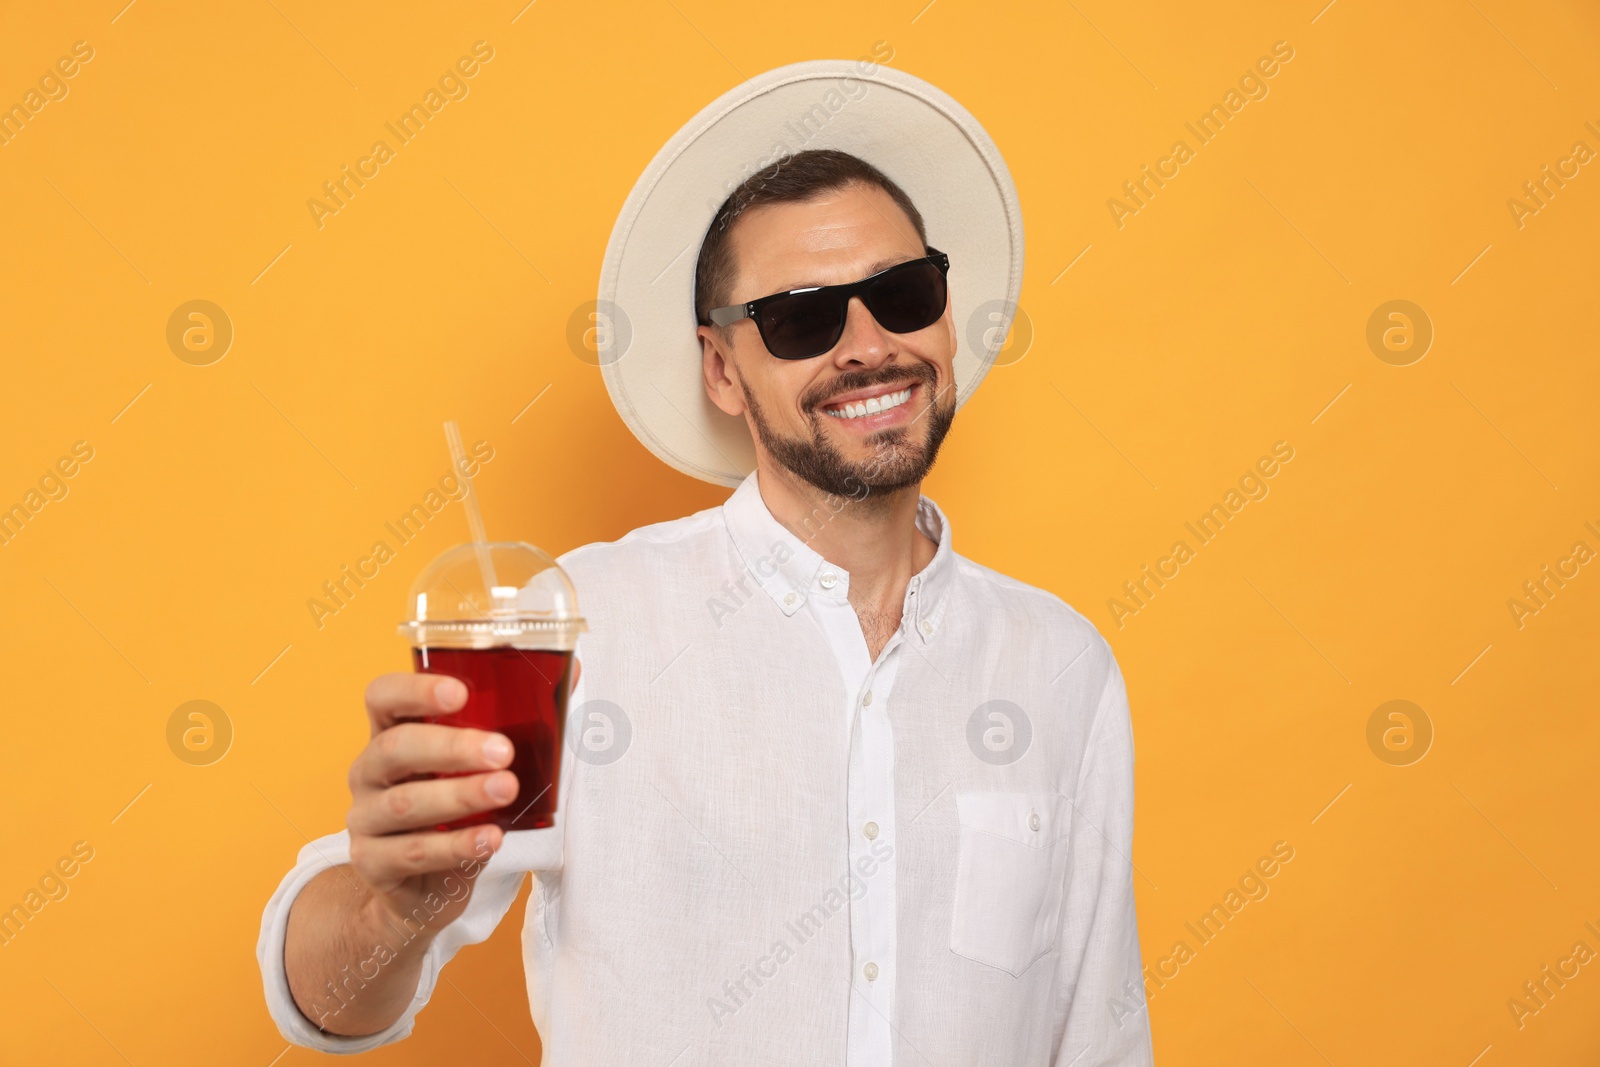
[866,253,915,273]
[769,253,921,294]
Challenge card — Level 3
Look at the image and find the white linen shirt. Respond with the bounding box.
[257,469,1154,1065]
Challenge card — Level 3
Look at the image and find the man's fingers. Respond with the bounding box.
[349,770,519,835]
[365,672,468,730]
[349,823,503,887]
[356,722,513,789]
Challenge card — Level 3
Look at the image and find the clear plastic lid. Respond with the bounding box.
[397,541,587,650]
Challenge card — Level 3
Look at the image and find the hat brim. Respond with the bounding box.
[597,58,1025,487]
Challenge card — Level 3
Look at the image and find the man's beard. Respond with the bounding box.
[740,362,956,500]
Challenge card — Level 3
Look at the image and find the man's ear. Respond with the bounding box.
[700,325,747,417]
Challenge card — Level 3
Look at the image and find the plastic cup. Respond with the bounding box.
[398,541,586,832]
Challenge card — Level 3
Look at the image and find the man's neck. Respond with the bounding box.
[753,460,937,651]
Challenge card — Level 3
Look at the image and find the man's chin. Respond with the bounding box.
[817,440,938,496]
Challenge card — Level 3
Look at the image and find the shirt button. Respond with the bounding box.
[863,821,879,840]
[919,619,933,635]
[783,592,796,606]
[1029,811,1041,831]
[862,691,873,706]
[863,962,879,981]
[820,571,837,589]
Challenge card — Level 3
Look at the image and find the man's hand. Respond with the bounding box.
[345,671,517,932]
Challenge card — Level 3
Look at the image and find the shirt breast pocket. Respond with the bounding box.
[949,790,1073,977]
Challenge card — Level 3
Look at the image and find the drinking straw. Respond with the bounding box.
[444,420,499,594]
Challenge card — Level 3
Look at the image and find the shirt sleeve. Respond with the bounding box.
[256,659,584,1053]
[1052,648,1155,1066]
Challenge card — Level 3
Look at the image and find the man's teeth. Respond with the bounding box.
[824,387,913,420]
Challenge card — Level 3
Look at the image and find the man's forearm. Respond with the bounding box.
[284,865,435,1038]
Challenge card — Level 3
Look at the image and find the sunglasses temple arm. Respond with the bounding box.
[708,305,752,327]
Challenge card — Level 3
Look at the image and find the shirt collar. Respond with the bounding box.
[721,469,955,643]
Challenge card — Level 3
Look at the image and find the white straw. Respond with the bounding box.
[444,420,499,594]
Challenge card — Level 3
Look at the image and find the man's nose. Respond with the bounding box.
[829,295,894,368]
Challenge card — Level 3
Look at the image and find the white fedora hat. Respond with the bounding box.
[595,58,1025,487]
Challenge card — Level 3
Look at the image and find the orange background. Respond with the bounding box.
[2,1,1598,1064]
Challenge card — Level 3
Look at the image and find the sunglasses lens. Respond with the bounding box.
[868,261,947,334]
[759,292,846,360]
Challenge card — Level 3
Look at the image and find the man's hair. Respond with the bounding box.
[693,148,928,330]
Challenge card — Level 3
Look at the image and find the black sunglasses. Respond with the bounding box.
[706,248,950,360]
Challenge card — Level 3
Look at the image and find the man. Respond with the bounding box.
[259,60,1153,1065]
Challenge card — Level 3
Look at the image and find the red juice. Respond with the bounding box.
[413,645,573,832]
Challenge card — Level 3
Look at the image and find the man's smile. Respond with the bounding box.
[818,381,920,427]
